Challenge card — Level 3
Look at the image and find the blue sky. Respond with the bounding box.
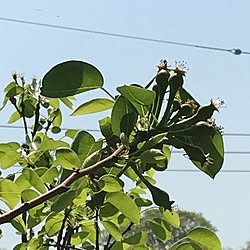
[0,1,250,249]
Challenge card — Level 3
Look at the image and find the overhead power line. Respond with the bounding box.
[0,125,249,155]
[0,17,249,55]
[0,124,250,137]
[167,169,250,173]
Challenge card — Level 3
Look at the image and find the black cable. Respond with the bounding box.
[0,17,249,55]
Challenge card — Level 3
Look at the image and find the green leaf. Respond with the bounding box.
[106,191,140,224]
[162,209,180,228]
[41,60,104,97]
[191,133,224,178]
[149,220,167,241]
[11,216,26,234]
[102,221,122,241]
[99,202,119,218]
[186,227,222,250]
[124,232,147,245]
[21,189,39,201]
[39,138,69,151]
[148,185,174,210]
[71,231,89,245]
[71,130,103,163]
[13,243,28,250]
[15,174,31,191]
[60,97,75,109]
[8,111,21,123]
[71,98,114,116]
[140,149,166,164]
[6,85,23,98]
[41,167,59,183]
[139,133,168,151]
[98,174,124,192]
[22,168,47,193]
[56,148,81,170]
[0,142,21,169]
[0,179,21,208]
[65,129,80,139]
[51,190,76,212]
[45,212,64,236]
[117,85,155,106]
[134,197,152,207]
[175,242,202,250]
[111,95,138,136]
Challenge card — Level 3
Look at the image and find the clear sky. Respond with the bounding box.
[0,1,250,249]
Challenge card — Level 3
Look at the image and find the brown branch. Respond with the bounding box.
[0,145,124,225]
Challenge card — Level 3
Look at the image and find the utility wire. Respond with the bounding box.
[0,124,250,137]
[0,125,249,155]
[0,17,249,56]
[166,169,250,173]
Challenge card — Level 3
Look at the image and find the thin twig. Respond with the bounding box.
[101,87,115,100]
[95,210,100,250]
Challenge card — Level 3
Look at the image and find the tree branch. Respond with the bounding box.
[0,145,124,225]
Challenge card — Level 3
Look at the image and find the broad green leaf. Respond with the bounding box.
[99,202,119,218]
[65,129,80,139]
[11,216,26,234]
[60,97,75,109]
[4,81,16,92]
[0,146,21,169]
[71,130,102,163]
[39,138,69,151]
[71,98,114,116]
[186,227,222,250]
[81,220,96,243]
[117,85,155,106]
[73,189,88,205]
[111,95,138,136]
[15,174,31,191]
[41,60,104,97]
[135,197,152,207]
[133,246,150,250]
[13,243,28,250]
[149,220,167,241]
[140,149,166,164]
[56,148,81,170]
[8,110,21,123]
[27,238,43,250]
[71,231,89,245]
[162,209,180,228]
[6,85,23,98]
[22,168,47,193]
[191,133,224,178]
[0,179,20,208]
[52,109,62,127]
[175,242,202,250]
[106,191,140,224]
[45,212,64,236]
[21,189,39,201]
[98,174,124,192]
[102,221,121,241]
[124,232,147,245]
[111,242,130,250]
[41,167,59,183]
[139,133,168,151]
[51,190,76,212]
[148,185,174,210]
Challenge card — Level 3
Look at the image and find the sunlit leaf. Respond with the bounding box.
[175,242,202,250]
[162,209,180,228]
[22,168,47,193]
[71,130,103,163]
[102,221,121,241]
[186,227,222,250]
[11,216,26,234]
[56,148,81,170]
[71,98,113,116]
[111,95,138,136]
[51,190,76,212]
[8,111,21,123]
[45,212,64,236]
[41,60,104,97]
[0,179,21,208]
[106,191,140,224]
[98,174,124,192]
[71,232,89,245]
[117,85,155,106]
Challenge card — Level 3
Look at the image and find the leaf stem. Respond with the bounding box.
[95,209,100,250]
[101,87,115,100]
